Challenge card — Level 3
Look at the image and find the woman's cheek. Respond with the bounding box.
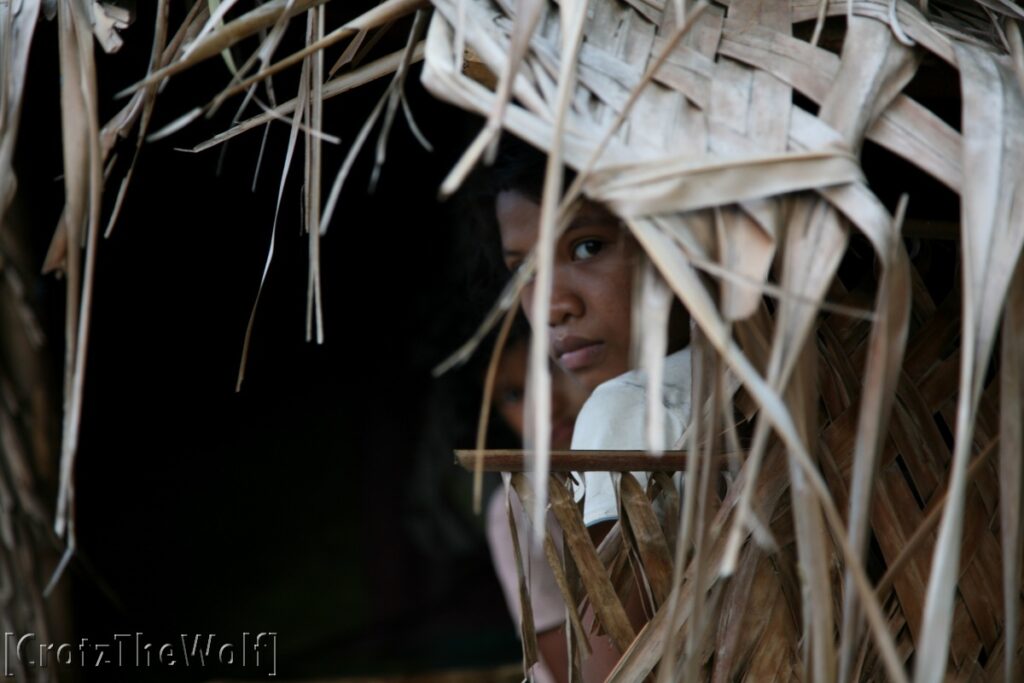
[499,405,525,438]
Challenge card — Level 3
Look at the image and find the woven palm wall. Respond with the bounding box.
[427,2,1022,679]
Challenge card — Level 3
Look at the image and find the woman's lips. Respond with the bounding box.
[556,341,605,371]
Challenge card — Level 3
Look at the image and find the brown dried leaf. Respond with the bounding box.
[547,471,636,652]
[506,476,541,669]
[619,473,674,607]
[999,258,1024,683]
[916,44,1024,683]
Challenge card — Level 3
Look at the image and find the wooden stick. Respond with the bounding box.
[454,449,723,472]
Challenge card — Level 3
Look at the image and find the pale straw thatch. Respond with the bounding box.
[434,0,1024,680]
[1,1,70,673]
[3,0,1024,681]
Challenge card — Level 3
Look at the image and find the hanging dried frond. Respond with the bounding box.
[430,0,1024,680]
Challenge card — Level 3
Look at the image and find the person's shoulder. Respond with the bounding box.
[590,366,647,404]
[662,346,692,407]
[571,346,694,451]
[664,345,691,374]
[579,345,693,419]
[570,371,647,451]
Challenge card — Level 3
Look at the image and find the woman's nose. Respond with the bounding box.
[549,268,584,325]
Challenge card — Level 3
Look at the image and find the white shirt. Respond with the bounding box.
[571,347,692,526]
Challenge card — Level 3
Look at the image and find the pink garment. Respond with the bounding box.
[486,487,565,683]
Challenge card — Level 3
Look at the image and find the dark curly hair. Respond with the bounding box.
[453,135,576,317]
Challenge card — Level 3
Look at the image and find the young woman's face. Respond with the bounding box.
[496,190,636,394]
[493,339,585,450]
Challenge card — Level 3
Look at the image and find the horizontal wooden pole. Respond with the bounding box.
[902,219,958,240]
[454,449,721,472]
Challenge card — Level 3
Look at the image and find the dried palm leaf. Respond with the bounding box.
[430,0,1024,679]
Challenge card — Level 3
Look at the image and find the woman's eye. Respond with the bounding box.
[498,389,524,406]
[572,239,603,261]
[507,261,530,282]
